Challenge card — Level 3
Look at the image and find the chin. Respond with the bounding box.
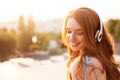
[71,48,80,52]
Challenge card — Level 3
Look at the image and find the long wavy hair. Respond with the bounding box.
[62,7,120,80]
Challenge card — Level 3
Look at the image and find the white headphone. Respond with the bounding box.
[95,17,103,42]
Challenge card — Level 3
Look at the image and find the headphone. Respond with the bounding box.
[95,17,103,42]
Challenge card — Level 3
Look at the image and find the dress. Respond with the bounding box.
[68,56,102,80]
[83,56,98,80]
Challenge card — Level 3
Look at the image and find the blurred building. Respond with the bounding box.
[0,18,64,34]
[35,18,64,33]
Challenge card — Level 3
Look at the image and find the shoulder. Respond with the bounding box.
[87,57,107,80]
[69,56,80,72]
[89,57,103,71]
[84,56,104,73]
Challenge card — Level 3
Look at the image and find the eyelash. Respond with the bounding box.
[66,30,71,33]
[77,32,83,35]
[66,30,83,35]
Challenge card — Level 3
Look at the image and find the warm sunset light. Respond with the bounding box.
[0,1,120,80]
[0,0,120,22]
[32,35,37,43]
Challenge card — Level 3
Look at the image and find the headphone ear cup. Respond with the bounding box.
[97,32,102,42]
[95,30,99,42]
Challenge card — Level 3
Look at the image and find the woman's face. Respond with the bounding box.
[66,18,84,52]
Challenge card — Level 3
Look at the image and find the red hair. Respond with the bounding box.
[62,7,120,80]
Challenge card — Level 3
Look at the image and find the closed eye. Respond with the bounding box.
[66,28,71,33]
[77,32,83,35]
[66,30,71,33]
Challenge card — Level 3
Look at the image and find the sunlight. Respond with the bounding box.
[32,35,37,43]
[0,0,120,22]
[0,62,18,80]
[0,0,70,22]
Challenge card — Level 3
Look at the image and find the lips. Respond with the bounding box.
[70,42,80,47]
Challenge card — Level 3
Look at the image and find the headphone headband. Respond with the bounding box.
[95,16,103,42]
[97,18,103,42]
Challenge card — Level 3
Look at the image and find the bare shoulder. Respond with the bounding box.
[87,57,107,80]
[89,57,103,70]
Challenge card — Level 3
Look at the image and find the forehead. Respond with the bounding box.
[66,18,82,30]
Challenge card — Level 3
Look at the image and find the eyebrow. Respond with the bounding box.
[66,28,83,31]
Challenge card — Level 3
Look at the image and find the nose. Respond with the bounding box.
[69,33,76,41]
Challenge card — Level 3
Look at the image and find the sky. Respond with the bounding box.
[0,0,120,22]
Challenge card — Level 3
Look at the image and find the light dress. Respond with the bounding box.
[68,56,105,80]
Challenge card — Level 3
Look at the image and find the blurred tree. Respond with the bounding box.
[0,32,17,62]
[29,44,40,52]
[18,32,33,52]
[55,32,61,48]
[37,32,50,50]
[55,32,67,54]
[106,19,120,42]
[106,19,117,35]
[27,16,35,33]
[18,15,36,53]
[2,27,8,32]
[10,28,16,35]
[18,15,26,33]
[10,28,19,49]
[115,20,120,42]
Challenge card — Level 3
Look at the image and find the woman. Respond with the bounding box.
[62,7,120,80]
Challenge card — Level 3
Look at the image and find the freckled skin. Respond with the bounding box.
[66,18,84,52]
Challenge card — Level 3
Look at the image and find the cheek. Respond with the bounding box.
[76,35,84,42]
[81,36,84,41]
[80,37,85,47]
[66,33,70,40]
[81,36,85,42]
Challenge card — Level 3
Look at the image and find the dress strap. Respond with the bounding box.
[83,56,98,80]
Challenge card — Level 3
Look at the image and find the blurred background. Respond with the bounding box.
[0,0,120,80]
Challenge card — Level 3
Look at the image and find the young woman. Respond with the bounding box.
[62,7,120,80]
